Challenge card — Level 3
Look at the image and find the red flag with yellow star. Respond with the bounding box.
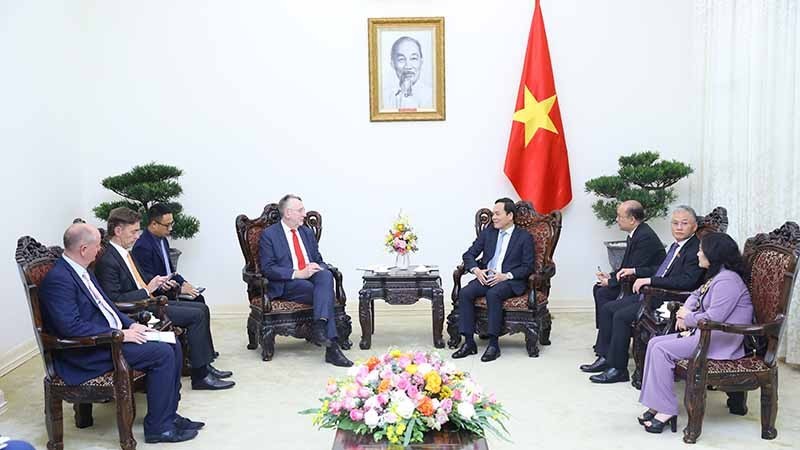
[504,0,572,214]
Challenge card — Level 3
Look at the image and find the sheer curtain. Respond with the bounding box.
[691,0,800,364]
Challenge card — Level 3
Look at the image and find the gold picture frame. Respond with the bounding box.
[368,17,445,122]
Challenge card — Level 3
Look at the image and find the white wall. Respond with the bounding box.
[3,0,700,364]
[0,2,84,363]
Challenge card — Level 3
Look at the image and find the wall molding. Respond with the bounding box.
[0,389,7,416]
[0,339,39,378]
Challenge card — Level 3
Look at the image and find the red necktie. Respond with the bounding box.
[291,229,307,270]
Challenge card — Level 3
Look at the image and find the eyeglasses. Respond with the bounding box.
[155,220,174,229]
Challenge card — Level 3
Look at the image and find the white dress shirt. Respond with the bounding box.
[63,255,123,329]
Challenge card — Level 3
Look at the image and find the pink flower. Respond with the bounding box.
[349,409,364,421]
[380,369,393,380]
[384,412,398,424]
[453,390,462,401]
[358,387,372,398]
[488,393,497,404]
[398,357,411,368]
[406,385,419,398]
[439,398,453,414]
[326,382,337,395]
[329,400,342,415]
[377,393,389,405]
[396,378,409,390]
[435,409,449,425]
[413,352,427,364]
[471,393,480,404]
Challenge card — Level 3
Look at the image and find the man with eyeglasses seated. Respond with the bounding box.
[132,203,220,359]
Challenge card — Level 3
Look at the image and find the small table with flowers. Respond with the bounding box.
[358,267,445,350]
[332,427,488,449]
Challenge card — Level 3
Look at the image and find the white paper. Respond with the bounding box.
[145,331,176,344]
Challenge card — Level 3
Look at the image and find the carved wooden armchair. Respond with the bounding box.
[236,203,352,361]
[629,206,729,388]
[674,221,800,443]
[446,202,562,357]
[16,236,156,450]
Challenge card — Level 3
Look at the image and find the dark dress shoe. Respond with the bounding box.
[579,356,608,373]
[207,364,233,379]
[727,393,748,415]
[191,374,236,390]
[480,345,501,362]
[590,368,630,384]
[174,414,205,430]
[451,343,477,359]
[144,428,198,443]
[637,410,655,426]
[325,344,353,367]
[311,320,333,347]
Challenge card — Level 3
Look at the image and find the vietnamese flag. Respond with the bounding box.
[504,0,572,214]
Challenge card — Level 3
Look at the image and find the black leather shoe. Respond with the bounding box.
[590,368,630,384]
[579,356,608,373]
[325,344,353,367]
[191,374,236,390]
[174,414,205,430]
[451,343,477,359]
[480,345,501,362]
[144,428,198,443]
[207,364,233,379]
[311,320,333,347]
[643,415,677,433]
[727,394,748,416]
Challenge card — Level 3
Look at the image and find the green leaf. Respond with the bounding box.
[402,417,417,446]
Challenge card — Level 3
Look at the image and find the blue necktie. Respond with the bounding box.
[159,239,171,274]
[655,242,680,277]
[488,231,506,271]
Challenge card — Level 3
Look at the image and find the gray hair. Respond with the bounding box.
[391,36,423,60]
[278,194,303,217]
[63,223,98,251]
[673,205,698,223]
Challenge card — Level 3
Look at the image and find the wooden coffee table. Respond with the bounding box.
[358,267,445,350]
[331,427,489,449]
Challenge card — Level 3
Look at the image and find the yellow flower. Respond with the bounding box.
[439,385,452,399]
[390,349,402,358]
[396,421,406,435]
[405,364,418,375]
[424,371,442,394]
[397,223,405,231]
[321,399,329,413]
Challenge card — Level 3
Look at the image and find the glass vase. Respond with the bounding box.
[395,252,410,271]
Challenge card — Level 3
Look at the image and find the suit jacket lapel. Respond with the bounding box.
[110,247,137,288]
[484,228,498,265]
[62,260,102,313]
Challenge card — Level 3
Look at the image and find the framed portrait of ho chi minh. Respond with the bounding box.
[368,17,445,122]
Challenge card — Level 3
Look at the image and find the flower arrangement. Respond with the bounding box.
[384,213,419,255]
[300,349,509,446]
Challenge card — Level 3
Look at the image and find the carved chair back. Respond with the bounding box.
[236,203,323,276]
[695,206,729,239]
[742,222,800,359]
[15,236,63,381]
[473,201,562,303]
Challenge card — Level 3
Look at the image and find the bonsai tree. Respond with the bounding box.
[584,151,693,226]
[93,162,200,239]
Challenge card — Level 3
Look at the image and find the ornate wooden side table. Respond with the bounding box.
[358,267,445,350]
[332,427,488,449]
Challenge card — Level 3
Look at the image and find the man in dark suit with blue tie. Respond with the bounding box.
[582,206,705,383]
[258,194,353,367]
[590,200,665,345]
[452,198,535,362]
[39,223,201,443]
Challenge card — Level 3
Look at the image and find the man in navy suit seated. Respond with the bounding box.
[452,198,535,362]
[259,194,353,367]
[131,203,217,358]
[39,223,202,443]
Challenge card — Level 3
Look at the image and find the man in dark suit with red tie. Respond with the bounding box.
[451,198,535,362]
[258,194,353,367]
[39,223,201,443]
[582,206,705,383]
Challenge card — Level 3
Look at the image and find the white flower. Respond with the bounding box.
[457,402,475,420]
[364,409,380,428]
[366,369,380,383]
[363,396,380,410]
[347,365,360,377]
[416,363,433,376]
[396,396,416,419]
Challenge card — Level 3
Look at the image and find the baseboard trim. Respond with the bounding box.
[0,340,39,378]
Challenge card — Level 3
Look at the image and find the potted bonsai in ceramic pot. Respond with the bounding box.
[584,151,692,270]
[93,162,200,268]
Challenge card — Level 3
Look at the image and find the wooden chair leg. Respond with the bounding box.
[445,309,461,349]
[115,386,137,450]
[683,378,707,444]
[524,324,540,358]
[760,372,779,439]
[539,310,552,345]
[261,327,275,361]
[44,384,64,450]
[73,402,93,428]
[247,324,258,350]
[336,312,353,350]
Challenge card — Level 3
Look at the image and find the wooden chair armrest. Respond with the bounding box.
[42,330,124,350]
[530,263,556,287]
[328,265,347,303]
[242,269,263,286]
[452,264,466,302]
[696,317,784,337]
[641,286,692,303]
